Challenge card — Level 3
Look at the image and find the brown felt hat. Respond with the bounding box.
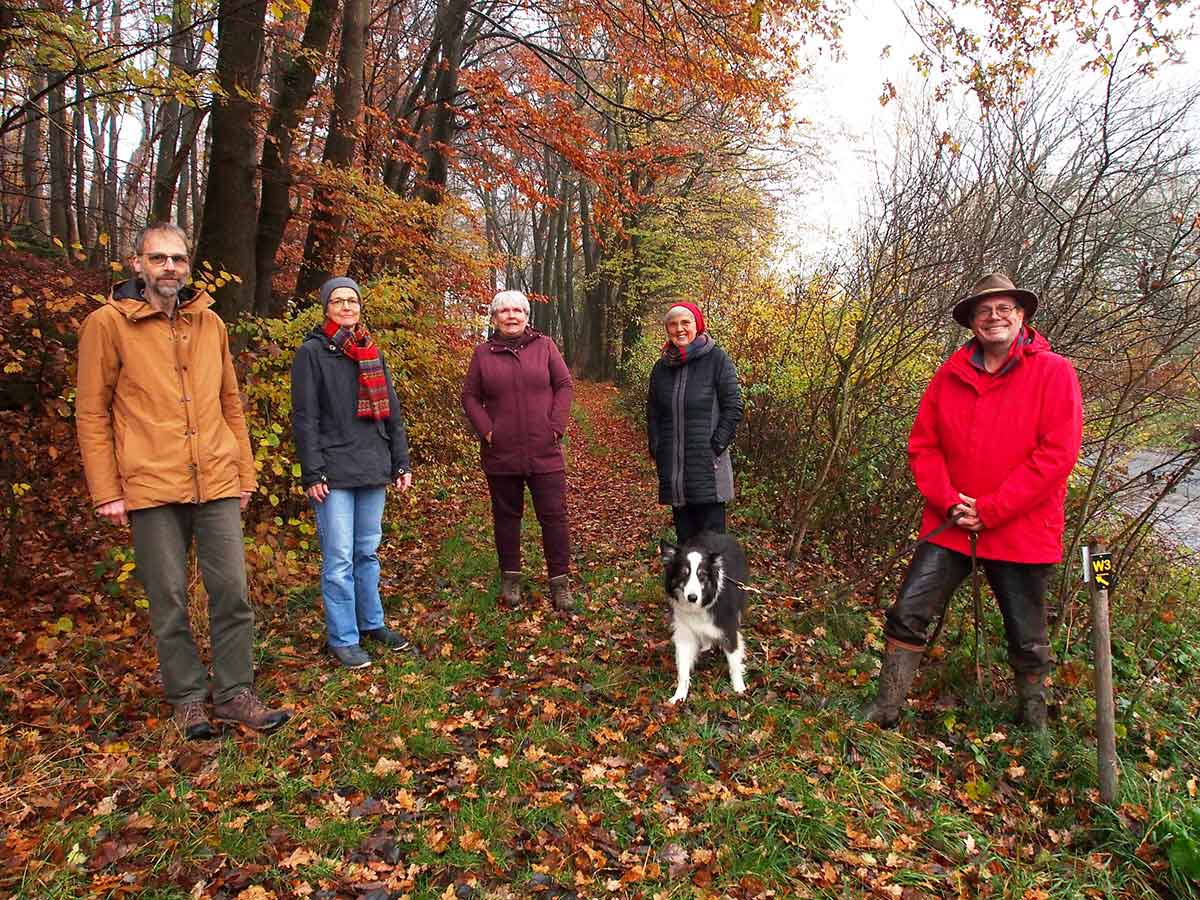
[952,273,1039,327]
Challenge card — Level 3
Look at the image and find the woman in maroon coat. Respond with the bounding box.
[462,290,576,610]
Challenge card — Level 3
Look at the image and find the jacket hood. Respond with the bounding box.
[107,278,211,320]
[947,325,1051,382]
[305,322,332,344]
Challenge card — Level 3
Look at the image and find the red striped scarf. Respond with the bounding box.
[323,319,390,420]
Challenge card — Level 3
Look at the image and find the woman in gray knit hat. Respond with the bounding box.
[291,277,414,669]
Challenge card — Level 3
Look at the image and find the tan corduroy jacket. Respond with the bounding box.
[76,280,257,511]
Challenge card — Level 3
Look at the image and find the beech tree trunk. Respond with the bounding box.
[72,77,89,248]
[577,180,606,377]
[103,0,121,253]
[295,0,368,301]
[46,75,74,250]
[419,0,468,204]
[176,140,189,226]
[20,72,46,233]
[559,182,576,363]
[84,98,106,265]
[253,0,338,314]
[194,0,268,318]
[552,177,572,355]
[151,0,192,222]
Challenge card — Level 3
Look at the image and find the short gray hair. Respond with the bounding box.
[490,289,530,317]
[134,221,191,255]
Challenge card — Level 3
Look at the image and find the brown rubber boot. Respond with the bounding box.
[213,688,291,734]
[1015,673,1049,731]
[859,644,924,728]
[549,574,574,611]
[499,571,522,605]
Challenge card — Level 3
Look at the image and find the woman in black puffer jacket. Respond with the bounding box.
[646,301,744,543]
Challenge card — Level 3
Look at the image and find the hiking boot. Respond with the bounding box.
[549,574,574,612]
[1016,672,1049,731]
[174,701,217,741]
[213,688,291,733]
[858,644,924,728]
[499,571,522,605]
[362,626,413,653]
[328,643,372,669]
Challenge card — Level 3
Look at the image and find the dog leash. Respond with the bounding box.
[724,511,987,685]
[729,509,966,605]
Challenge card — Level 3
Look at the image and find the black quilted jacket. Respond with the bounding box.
[646,342,743,506]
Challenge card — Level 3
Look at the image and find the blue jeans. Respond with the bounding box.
[312,486,386,647]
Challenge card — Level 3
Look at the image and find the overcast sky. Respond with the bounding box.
[786,1,1199,254]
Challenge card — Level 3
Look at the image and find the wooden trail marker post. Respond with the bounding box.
[1083,538,1119,805]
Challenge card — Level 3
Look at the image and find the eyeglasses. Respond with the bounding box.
[329,297,361,307]
[143,253,190,266]
[974,303,1019,320]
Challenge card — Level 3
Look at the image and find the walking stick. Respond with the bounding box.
[1085,537,1119,805]
[970,532,984,690]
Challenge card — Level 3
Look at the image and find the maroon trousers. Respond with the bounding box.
[486,471,571,577]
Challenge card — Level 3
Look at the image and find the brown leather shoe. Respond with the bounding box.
[549,574,574,611]
[213,688,291,733]
[174,701,217,741]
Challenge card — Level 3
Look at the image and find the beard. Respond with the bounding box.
[146,273,181,302]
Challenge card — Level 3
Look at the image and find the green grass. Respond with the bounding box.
[6,419,1200,898]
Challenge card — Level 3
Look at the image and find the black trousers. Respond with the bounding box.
[672,502,726,544]
[884,543,1054,676]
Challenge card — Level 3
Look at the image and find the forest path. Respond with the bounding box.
[0,381,1171,899]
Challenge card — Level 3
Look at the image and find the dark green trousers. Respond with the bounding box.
[130,498,254,705]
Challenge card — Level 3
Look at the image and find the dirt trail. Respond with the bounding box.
[563,381,663,569]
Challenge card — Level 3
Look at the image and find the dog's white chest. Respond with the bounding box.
[670,601,725,647]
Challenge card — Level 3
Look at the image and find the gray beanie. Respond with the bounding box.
[319,276,362,312]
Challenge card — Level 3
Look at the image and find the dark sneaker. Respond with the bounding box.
[174,701,217,741]
[361,626,413,653]
[213,688,291,733]
[329,643,372,669]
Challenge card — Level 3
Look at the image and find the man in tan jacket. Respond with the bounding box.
[76,222,290,740]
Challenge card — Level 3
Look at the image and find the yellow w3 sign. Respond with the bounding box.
[1090,552,1113,589]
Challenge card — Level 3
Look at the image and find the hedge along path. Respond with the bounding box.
[2,379,1179,899]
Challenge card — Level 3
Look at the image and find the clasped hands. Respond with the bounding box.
[951,492,984,532]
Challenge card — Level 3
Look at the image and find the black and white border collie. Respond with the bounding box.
[659,530,748,704]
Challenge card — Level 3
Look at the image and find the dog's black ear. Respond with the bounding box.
[708,552,724,576]
[659,540,678,567]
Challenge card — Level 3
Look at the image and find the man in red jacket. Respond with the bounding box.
[861,274,1083,731]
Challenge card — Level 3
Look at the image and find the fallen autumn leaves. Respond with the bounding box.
[1,382,1197,899]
